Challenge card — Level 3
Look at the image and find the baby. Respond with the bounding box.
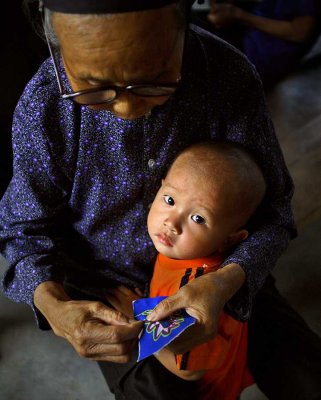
[107,140,266,400]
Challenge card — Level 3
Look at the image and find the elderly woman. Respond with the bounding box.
[1,0,320,399]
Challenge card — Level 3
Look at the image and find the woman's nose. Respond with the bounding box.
[109,94,153,120]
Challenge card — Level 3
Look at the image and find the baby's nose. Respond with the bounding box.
[164,217,182,235]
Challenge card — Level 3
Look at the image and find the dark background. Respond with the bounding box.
[0,1,48,196]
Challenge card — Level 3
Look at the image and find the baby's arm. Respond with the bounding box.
[106,286,205,381]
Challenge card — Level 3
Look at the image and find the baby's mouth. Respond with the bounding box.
[156,233,173,247]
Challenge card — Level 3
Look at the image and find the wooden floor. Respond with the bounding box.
[266,41,321,231]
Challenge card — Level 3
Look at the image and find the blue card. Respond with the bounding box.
[133,296,196,362]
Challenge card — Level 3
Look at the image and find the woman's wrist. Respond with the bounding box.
[206,262,246,305]
[234,6,247,23]
[34,281,70,316]
[235,7,253,25]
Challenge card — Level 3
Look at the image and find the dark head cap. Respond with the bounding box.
[42,0,195,14]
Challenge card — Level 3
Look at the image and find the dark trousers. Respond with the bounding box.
[248,275,321,400]
[99,275,321,400]
[99,351,199,400]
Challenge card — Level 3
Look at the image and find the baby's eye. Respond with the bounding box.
[191,214,206,225]
[163,195,175,206]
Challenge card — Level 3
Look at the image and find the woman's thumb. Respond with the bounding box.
[146,294,183,321]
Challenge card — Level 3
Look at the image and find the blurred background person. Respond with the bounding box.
[193,0,321,89]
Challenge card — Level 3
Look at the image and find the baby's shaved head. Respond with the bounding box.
[168,141,266,229]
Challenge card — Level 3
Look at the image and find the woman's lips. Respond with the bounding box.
[156,233,173,247]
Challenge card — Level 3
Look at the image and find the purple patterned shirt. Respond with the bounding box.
[0,25,296,326]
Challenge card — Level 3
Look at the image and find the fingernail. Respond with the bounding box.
[146,312,155,321]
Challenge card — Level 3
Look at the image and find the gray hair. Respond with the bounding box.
[43,8,59,48]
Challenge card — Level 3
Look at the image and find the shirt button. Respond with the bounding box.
[148,159,156,169]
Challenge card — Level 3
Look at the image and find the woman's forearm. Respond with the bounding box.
[237,12,316,43]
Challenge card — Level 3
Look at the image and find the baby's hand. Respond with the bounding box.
[105,285,143,319]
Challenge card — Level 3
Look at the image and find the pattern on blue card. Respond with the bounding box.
[133,296,196,361]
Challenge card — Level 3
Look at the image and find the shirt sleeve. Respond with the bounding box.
[218,64,297,321]
[282,0,319,17]
[255,0,319,18]
[0,82,78,329]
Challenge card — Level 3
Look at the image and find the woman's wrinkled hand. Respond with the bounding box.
[105,285,143,318]
[34,281,143,363]
[146,263,245,354]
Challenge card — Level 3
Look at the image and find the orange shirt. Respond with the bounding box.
[150,253,254,400]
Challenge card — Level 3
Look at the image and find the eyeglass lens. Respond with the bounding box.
[72,86,178,105]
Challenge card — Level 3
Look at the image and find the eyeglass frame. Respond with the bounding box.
[39,4,182,106]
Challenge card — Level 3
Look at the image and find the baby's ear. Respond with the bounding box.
[235,229,249,243]
[218,229,248,252]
